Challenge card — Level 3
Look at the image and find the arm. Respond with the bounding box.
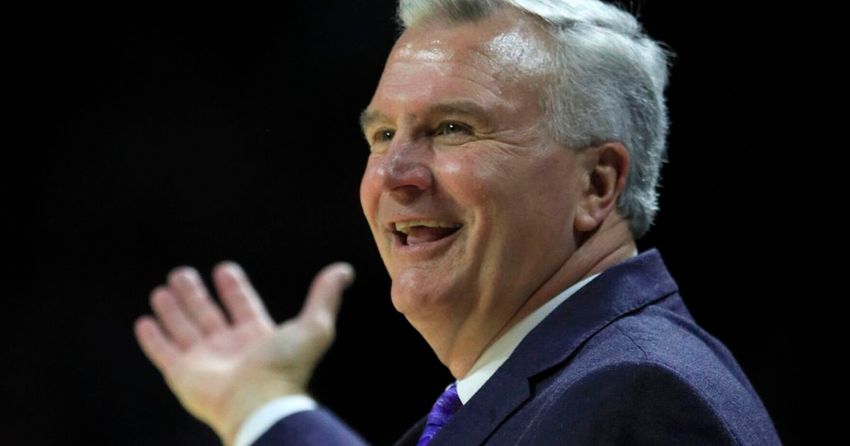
[134,261,361,445]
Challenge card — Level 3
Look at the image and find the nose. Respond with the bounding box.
[378,140,433,203]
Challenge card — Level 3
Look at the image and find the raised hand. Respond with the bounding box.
[134,261,355,445]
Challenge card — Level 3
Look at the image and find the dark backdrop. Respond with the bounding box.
[9,1,841,444]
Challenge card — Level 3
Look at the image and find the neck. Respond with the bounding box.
[445,213,637,378]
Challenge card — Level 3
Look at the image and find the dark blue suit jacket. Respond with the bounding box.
[255,250,781,445]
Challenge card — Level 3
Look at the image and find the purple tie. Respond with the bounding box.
[417,383,463,446]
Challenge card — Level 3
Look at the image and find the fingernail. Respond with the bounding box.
[228,263,242,274]
[171,267,197,284]
[219,261,242,276]
[338,263,355,286]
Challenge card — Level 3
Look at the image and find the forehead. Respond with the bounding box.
[365,11,552,120]
[391,11,552,76]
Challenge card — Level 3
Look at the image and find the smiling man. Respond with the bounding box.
[359,10,626,378]
[135,1,781,445]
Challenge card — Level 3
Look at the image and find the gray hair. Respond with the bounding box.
[397,0,672,239]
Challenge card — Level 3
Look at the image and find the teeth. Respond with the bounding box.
[394,220,461,234]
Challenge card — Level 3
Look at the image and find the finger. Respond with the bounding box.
[298,262,355,333]
[150,286,202,349]
[168,267,228,335]
[213,261,273,327]
[134,315,180,374]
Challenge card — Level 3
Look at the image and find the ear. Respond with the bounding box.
[574,142,630,232]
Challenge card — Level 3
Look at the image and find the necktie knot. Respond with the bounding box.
[417,383,463,446]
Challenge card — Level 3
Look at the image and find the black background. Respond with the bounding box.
[9,1,841,444]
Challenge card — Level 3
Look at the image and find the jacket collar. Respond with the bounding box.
[421,248,680,445]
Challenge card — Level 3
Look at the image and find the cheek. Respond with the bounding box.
[361,158,396,273]
[520,156,579,238]
[433,152,500,209]
[359,157,382,223]
[438,149,576,234]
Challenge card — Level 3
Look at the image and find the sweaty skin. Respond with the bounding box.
[359,10,636,378]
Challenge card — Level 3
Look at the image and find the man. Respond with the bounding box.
[135,0,782,444]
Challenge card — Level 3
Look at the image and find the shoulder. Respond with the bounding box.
[524,296,780,446]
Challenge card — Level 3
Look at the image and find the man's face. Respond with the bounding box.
[359,12,587,355]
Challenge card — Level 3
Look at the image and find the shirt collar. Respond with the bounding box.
[455,273,600,404]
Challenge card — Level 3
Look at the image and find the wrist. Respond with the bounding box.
[213,374,305,445]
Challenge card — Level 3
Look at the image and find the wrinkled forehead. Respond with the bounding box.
[388,11,553,79]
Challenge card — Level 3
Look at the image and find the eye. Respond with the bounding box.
[366,128,395,154]
[371,129,395,144]
[435,122,472,136]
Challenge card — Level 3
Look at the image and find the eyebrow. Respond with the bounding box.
[359,100,493,134]
[359,109,387,134]
[431,101,491,121]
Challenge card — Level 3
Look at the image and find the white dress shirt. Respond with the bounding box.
[234,273,600,446]
[455,273,599,403]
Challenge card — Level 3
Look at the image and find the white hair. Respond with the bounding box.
[397,0,672,239]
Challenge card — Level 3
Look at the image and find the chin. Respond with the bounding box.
[390,275,458,322]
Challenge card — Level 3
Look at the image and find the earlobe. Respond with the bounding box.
[573,142,630,233]
[574,208,598,232]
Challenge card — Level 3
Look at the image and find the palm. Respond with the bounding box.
[170,320,276,420]
[135,262,353,444]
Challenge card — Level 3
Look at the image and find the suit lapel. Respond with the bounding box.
[427,249,679,445]
[392,416,427,446]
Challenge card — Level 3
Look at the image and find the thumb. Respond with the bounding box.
[298,262,355,335]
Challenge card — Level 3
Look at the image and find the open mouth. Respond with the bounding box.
[392,220,462,246]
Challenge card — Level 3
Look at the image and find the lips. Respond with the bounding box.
[401,226,460,245]
[390,219,463,246]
